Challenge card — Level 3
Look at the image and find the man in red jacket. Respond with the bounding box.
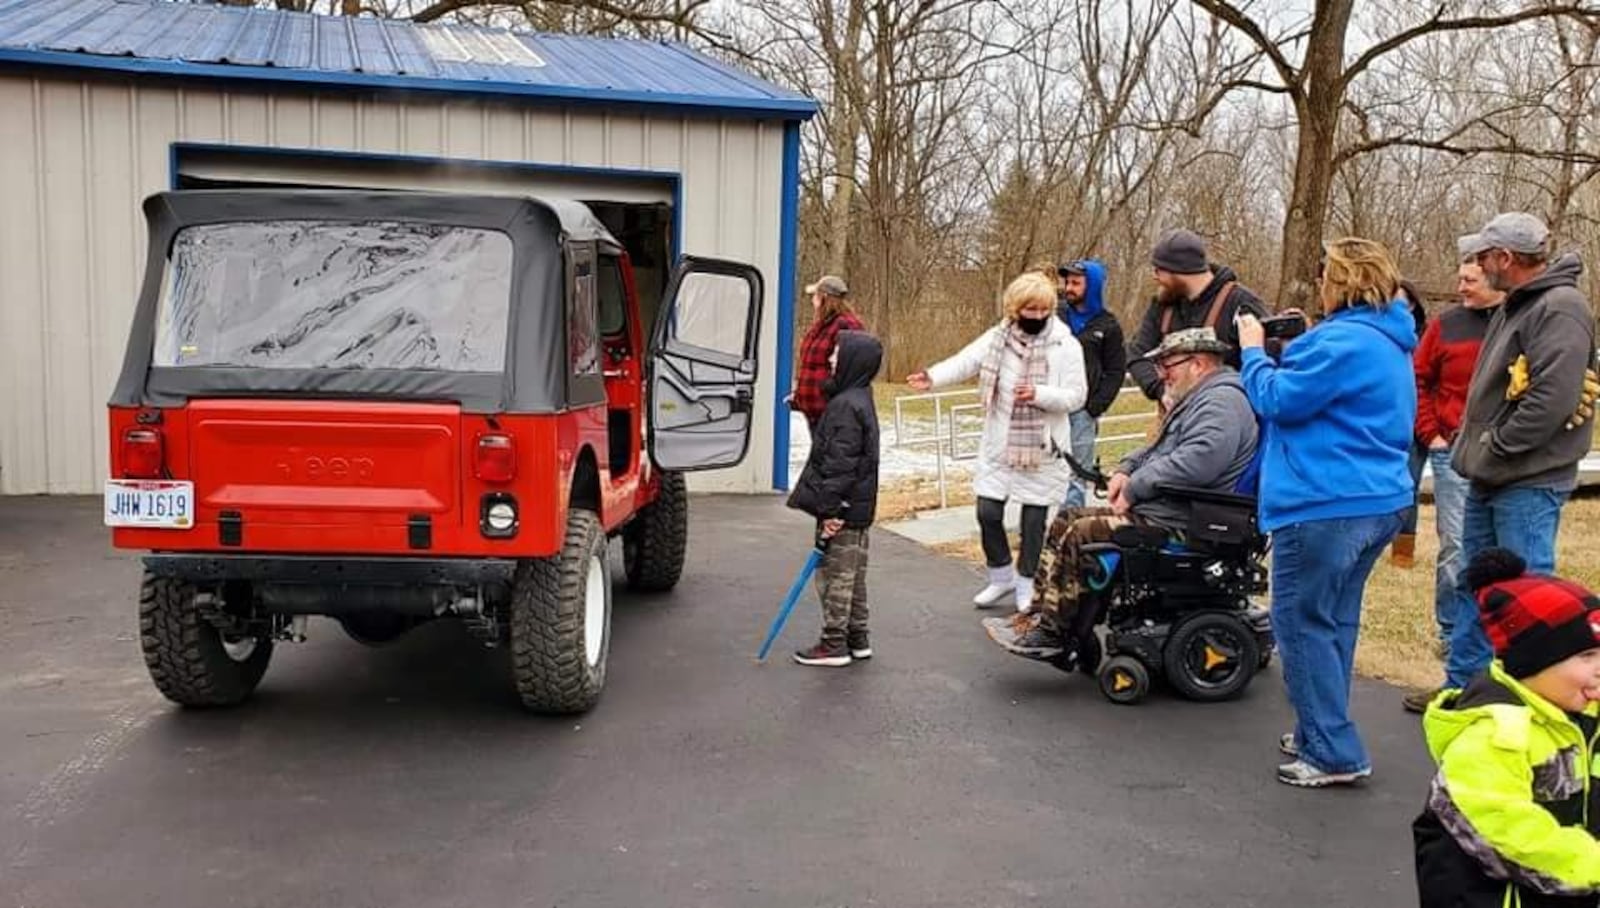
[1401,236,1504,713]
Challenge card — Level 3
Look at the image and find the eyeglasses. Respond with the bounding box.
[1155,355,1195,373]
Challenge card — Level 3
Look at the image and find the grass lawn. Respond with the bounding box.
[905,491,1600,691]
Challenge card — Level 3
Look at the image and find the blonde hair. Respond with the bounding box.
[1002,271,1059,320]
[1320,237,1401,313]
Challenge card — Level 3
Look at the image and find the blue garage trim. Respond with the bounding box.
[168,141,684,260]
[0,48,818,121]
[771,121,801,493]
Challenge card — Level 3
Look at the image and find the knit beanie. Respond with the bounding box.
[1466,548,1600,679]
[1151,229,1209,275]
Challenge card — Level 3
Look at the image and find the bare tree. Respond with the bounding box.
[1188,0,1600,308]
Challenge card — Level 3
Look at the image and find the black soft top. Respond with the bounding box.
[110,189,622,414]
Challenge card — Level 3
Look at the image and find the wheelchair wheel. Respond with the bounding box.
[1098,656,1150,705]
[1163,612,1260,703]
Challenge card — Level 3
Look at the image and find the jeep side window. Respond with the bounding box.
[569,257,600,376]
[597,256,628,341]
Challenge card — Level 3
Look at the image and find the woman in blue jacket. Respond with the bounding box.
[1237,237,1417,789]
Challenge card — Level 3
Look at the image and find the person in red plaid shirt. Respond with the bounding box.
[789,275,865,432]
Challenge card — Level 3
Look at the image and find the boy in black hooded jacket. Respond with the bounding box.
[786,330,883,667]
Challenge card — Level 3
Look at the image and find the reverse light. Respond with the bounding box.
[475,434,516,483]
[121,428,165,479]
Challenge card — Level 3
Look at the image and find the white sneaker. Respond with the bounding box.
[973,566,1016,609]
[1015,577,1035,614]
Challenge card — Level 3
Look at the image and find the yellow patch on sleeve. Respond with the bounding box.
[1506,354,1531,401]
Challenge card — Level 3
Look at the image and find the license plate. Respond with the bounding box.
[104,480,195,529]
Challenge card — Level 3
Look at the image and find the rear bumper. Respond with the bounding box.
[142,554,518,587]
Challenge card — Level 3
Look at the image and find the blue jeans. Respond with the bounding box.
[1444,485,1569,688]
[1428,450,1469,653]
[1063,410,1099,508]
[1272,512,1403,773]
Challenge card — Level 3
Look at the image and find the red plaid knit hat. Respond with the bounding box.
[1466,548,1600,679]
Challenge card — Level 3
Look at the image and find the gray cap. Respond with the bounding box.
[805,274,849,297]
[1134,327,1231,362]
[1468,212,1549,256]
[1457,233,1484,261]
[1152,229,1208,275]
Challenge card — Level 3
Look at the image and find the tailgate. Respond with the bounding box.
[188,400,461,524]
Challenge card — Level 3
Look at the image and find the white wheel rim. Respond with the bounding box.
[584,554,608,668]
[221,636,258,662]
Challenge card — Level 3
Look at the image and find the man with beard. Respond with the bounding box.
[1442,212,1598,693]
[1128,229,1270,403]
[983,328,1258,662]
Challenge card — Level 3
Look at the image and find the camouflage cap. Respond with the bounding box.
[1136,327,1231,362]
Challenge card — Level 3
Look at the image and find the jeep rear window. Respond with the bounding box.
[153,221,513,372]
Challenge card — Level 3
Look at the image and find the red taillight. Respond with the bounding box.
[475,434,516,483]
[122,428,165,479]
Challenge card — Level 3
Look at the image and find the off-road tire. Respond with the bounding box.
[623,471,687,592]
[138,572,272,707]
[510,509,610,714]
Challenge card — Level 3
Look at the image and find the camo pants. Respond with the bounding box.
[815,527,869,645]
[1034,507,1132,621]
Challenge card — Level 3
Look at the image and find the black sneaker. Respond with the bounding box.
[793,640,852,667]
[847,634,872,660]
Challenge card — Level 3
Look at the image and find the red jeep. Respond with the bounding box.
[106,190,762,713]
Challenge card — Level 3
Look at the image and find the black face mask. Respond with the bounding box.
[1016,316,1048,335]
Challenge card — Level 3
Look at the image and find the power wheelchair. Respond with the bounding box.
[1053,462,1274,705]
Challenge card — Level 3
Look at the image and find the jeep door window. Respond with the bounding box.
[597,256,628,340]
[153,221,513,372]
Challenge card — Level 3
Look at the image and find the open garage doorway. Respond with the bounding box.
[172,144,678,339]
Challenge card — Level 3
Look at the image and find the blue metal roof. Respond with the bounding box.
[0,0,817,119]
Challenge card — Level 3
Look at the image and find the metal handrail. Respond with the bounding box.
[890,384,1159,510]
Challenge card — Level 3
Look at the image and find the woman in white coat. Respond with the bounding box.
[908,271,1088,612]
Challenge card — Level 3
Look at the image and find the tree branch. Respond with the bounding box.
[1340,3,1598,91]
[1189,0,1302,94]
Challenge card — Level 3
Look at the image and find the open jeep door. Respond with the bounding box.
[647,256,764,471]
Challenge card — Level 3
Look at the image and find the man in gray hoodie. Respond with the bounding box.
[984,328,1259,661]
[1444,213,1598,690]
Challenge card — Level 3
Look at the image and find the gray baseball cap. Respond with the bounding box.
[1464,213,1549,256]
[805,274,849,297]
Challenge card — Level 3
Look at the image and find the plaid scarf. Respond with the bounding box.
[978,321,1053,470]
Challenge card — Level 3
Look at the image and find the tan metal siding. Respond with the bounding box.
[0,74,784,495]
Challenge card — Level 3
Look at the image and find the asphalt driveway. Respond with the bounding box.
[0,494,1430,907]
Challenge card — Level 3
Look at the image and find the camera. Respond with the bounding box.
[1262,312,1308,340]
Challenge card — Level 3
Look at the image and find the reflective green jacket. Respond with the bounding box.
[1414,662,1600,908]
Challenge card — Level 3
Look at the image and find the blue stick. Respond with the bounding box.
[757,546,825,662]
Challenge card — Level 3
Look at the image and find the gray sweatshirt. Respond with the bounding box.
[1120,368,1259,531]
[1451,254,1596,490]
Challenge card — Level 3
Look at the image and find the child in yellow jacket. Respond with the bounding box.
[1414,548,1600,908]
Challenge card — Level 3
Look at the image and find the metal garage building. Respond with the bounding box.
[0,0,815,495]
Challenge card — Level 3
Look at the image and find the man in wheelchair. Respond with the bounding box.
[984,327,1260,666]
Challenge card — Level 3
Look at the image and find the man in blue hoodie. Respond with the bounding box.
[1056,259,1127,508]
